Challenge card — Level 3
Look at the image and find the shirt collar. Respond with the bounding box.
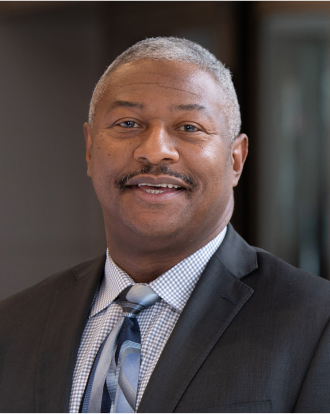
[90,256,134,317]
[90,226,227,318]
[149,226,227,312]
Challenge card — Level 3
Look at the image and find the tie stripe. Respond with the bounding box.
[82,285,160,413]
[116,342,141,410]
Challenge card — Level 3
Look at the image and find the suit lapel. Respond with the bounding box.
[138,225,257,413]
[35,255,106,412]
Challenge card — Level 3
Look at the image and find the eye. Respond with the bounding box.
[118,121,139,128]
[178,124,199,132]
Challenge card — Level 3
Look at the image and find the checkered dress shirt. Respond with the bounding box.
[69,226,227,413]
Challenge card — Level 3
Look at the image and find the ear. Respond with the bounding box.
[231,133,248,187]
[84,122,93,177]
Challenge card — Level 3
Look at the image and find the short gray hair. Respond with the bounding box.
[88,37,241,142]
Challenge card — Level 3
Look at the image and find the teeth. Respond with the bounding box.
[138,183,181,189]
[144,189,164,194]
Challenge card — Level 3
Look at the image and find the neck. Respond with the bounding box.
[105,200,233,283]
[107,228,224,284]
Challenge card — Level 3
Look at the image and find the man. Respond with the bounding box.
[1,37,330,413]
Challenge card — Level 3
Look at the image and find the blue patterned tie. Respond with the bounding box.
[82,285,160,413]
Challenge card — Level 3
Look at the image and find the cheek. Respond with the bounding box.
[90,148,117,196]
[186,142,229,187]
[90,138,138,203]
[91,136,124,173]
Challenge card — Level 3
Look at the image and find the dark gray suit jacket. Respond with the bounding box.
[1,224,330,412]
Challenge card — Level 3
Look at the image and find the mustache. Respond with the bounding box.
[115,164,195,191]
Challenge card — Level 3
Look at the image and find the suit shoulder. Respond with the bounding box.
[0,255,106,312]
[249,247,330,301]
[254,246,328,280]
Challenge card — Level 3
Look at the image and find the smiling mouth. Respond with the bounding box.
[136,183,182,194]
[115,164,195,194]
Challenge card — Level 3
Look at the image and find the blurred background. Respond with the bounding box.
[1,1,330,300]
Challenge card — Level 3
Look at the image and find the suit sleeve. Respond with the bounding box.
[293,319,330,412]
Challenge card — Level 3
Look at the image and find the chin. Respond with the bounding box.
[127,220,184,241]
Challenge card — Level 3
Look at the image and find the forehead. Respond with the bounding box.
[99,60,224,109]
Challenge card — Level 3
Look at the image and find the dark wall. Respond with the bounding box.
[0,4,107,300]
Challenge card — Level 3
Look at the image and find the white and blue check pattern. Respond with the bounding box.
[69,226,227,413]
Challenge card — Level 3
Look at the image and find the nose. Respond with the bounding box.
[133,124,179,165]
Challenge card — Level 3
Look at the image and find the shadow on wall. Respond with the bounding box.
[0,4,107,300]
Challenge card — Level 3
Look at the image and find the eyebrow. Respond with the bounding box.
[171,104,206,112]
[110,100,144,109]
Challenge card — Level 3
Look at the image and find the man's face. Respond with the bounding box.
[85,60,247,250]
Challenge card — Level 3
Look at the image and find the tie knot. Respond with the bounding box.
[118,285,160,317]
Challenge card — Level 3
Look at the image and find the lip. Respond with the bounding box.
[130,185,185,203]
[125,175,189,189]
